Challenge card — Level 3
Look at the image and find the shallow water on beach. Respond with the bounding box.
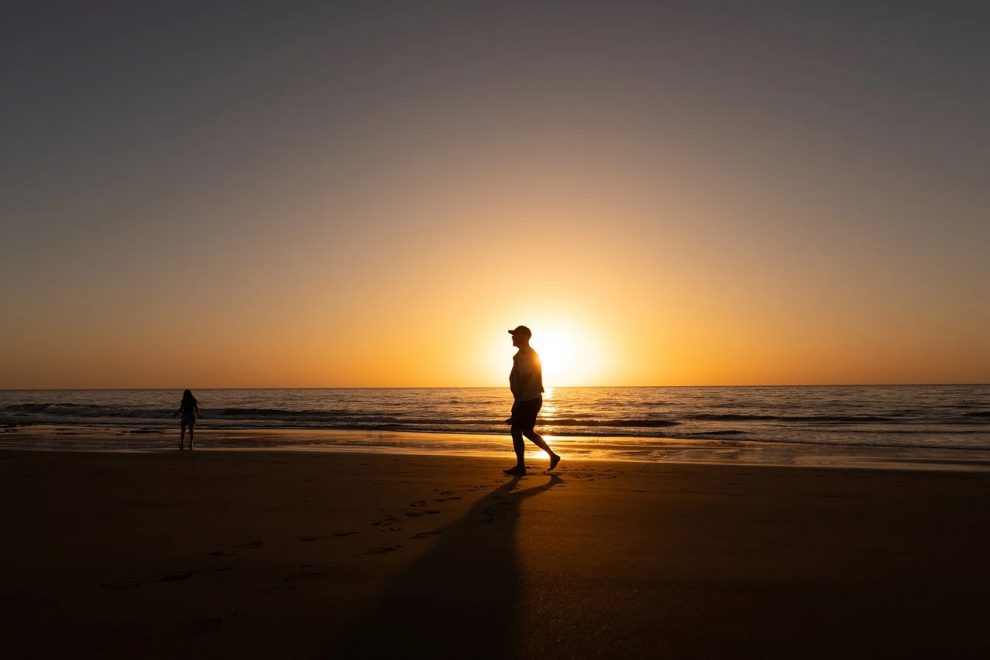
[1,386,988,466]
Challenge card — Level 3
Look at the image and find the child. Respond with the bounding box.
[174,389,200,450]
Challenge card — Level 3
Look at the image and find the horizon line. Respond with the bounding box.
[2,383,988,392]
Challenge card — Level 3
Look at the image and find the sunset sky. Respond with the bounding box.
[2,2,988,388]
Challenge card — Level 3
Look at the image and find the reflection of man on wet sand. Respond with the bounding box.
[504,325,561,476]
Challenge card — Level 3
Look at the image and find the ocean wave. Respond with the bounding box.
[547,418,679,428]
[6,403,83,412]
[682,430,746,436]
[3,403,172,417]
[213,407,355,417]
[687,413,902,423]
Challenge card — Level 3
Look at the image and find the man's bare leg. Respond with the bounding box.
[523,429,560,471]
[505,427,527,475]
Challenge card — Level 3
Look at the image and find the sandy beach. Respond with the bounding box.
[1,449,988,658]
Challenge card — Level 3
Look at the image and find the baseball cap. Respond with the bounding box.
[508,325,532,338]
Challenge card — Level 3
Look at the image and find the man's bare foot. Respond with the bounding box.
[548,453,561,472]
[504,466,526,476]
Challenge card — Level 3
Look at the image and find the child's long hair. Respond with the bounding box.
[181,389,198,408]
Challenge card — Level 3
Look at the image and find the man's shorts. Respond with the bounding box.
[510,397,542,431]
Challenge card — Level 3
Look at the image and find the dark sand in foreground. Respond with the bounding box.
[1,450,988,658]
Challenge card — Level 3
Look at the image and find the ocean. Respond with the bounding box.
[1,386,988,467]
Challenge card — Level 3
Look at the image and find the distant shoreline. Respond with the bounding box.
[2,425,989,472]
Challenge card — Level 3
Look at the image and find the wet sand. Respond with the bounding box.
[1,450,988,658]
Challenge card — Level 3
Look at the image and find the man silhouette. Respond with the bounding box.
[505,325,561,476]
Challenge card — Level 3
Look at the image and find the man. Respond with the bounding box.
[505,325,561,476]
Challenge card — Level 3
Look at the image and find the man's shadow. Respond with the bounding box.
[330,474,562,658]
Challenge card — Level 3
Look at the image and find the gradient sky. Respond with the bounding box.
[2,1,988,388]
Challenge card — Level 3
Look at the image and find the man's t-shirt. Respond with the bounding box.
[510,347,544,402]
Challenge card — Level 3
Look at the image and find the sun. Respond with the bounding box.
[525,320,603,387]
[484,317,608,387]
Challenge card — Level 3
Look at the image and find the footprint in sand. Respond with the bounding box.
[174,617,223,638]
[101,580,145,591]
[160,570,198,583]
[283,570,324,582]
[333,531,359,537]
[411,530,442,540]
[366,545,401,555]
[240,541,263,549]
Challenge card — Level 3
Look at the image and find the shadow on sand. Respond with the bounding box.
[331,474,561,658]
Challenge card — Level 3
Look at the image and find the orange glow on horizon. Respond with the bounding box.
[2,131,987,389]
